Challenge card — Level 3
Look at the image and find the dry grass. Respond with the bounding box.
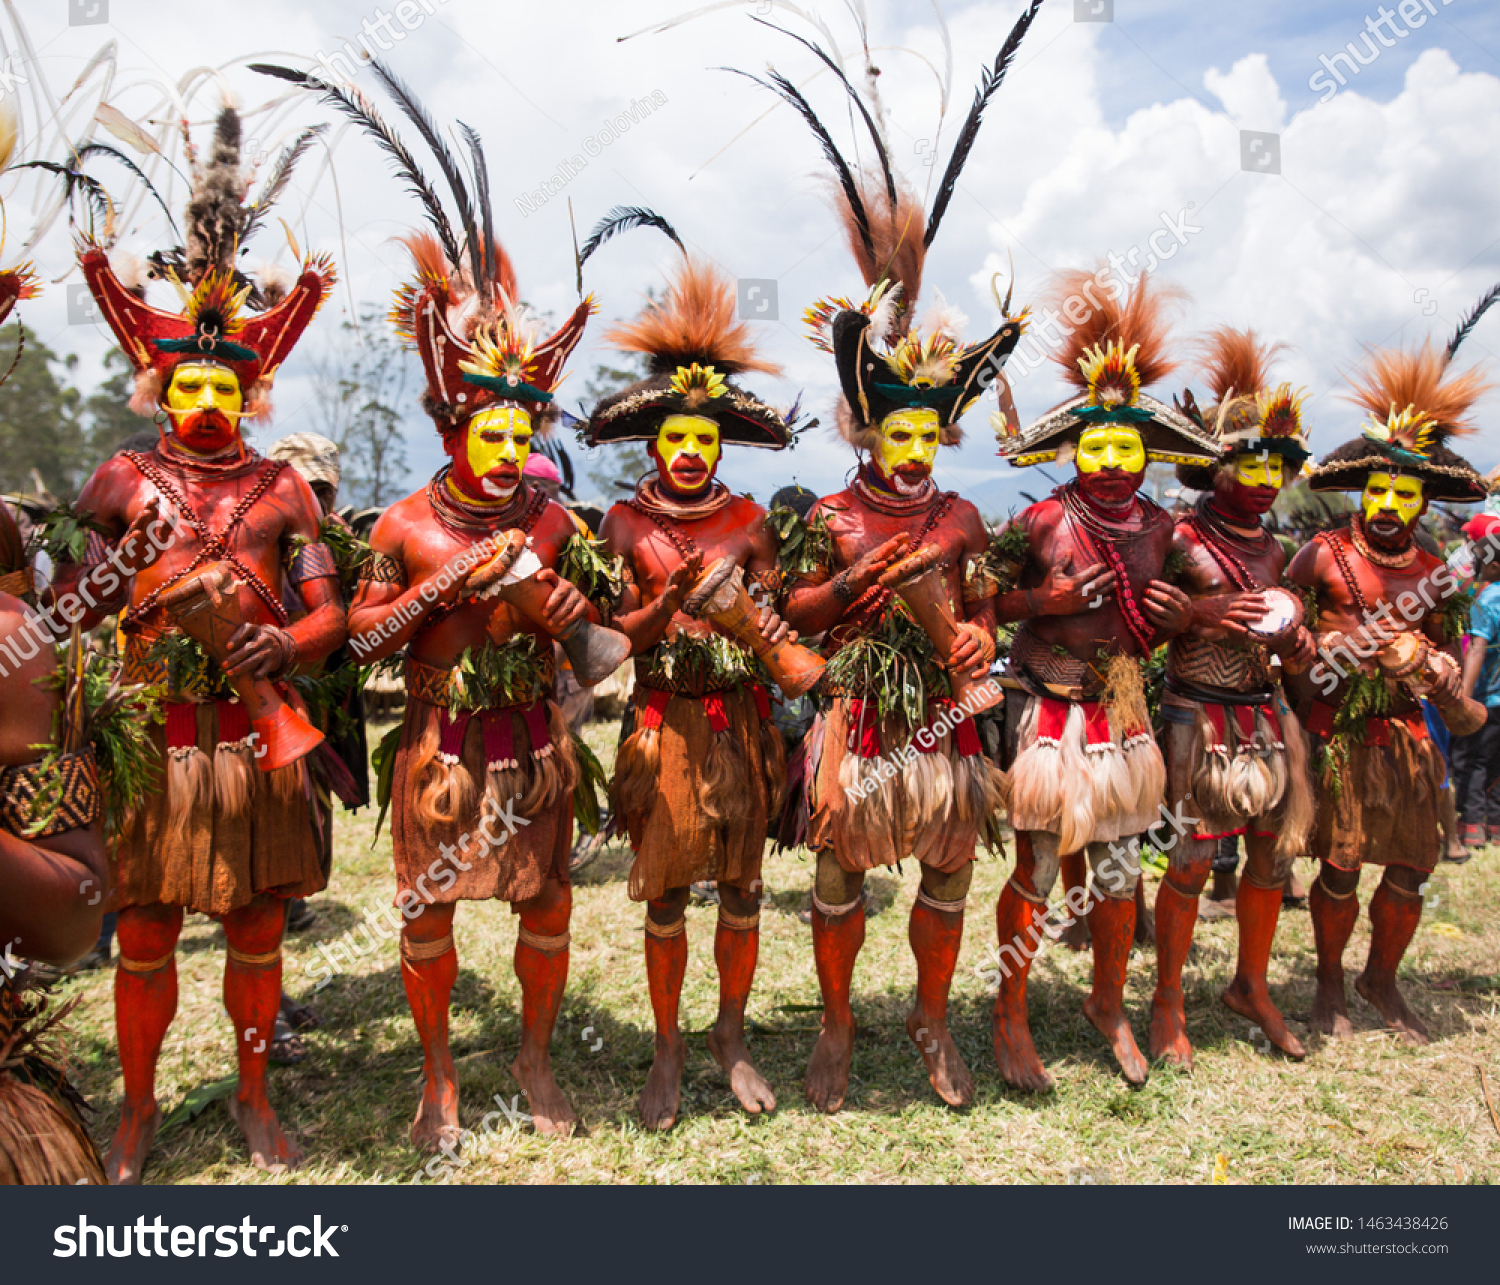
[53,714,1500,1185]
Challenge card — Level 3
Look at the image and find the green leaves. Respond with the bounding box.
[651,629,756,689]
[557,531,622,616]
[370,722,403,842]
[823,602,949,727]
[32,503,110,566]
[767,504,833,581]
[448,635,548,714]
[571,734,608,835]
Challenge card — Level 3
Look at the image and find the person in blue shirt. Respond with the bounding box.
[1452,515,1500,851]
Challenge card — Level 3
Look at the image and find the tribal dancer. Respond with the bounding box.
[0,265,112,1185]
[759,5,1045,1110]
[585,212,801,1130]
[1149,329,1317,1068]
[992,272,1213,1089]
[48,106,341,1180]
[301,66,609,1145]
[1289,299,1496,1045]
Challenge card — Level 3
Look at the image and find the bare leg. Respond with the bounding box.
[991,834,1054,1092]
[1221,837,1304,1059]
[222,895,302,1171]
[906,867,974,1108]
[708,884,776,1116]
[400,902,460,1152]
[806,853,865,1114]
[1309,864,1359,1039]
[106,903,182,1185]
[1149,849,1211,1068]
[1057,849,1091,951]
[640,888,689,1130]
[1084,892,1149,1085]
[1354,867,1430,1044]
[512,878,578,1135]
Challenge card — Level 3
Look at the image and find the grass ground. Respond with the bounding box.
[55,712,1500,1185]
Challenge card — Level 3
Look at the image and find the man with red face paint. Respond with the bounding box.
[46,107,343,1181]
[1288,323,1494,1046]
[1148,330,1318,1070]
[329,89,606,1149]
[587,235,800,1131]
[992,273,1212,1091]
[783,193,1023,1115]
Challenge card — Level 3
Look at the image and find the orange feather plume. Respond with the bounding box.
[1197,327,1284,404]
[834,174,928,335]
[1345,341,1491,437]
[606,257,781,377]
[1047,269,1185,392]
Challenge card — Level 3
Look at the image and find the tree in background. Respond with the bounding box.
[312,308,414,509]
[0,324,85,499]
[79,348,143,464]
[582,353,649,503]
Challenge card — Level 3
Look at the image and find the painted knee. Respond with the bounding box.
[717,882,761,917]
[813,851,864,917]
[403,901,457,947]
[221,895,286,956]
[1243,843,1293,890]
[1089,838,1140,900]
[646,887,691,928]
[116,904,184,963]
[918,862,972,913]
[1382,864,1427,897]
[1316,863,1359,899]
[518,878,571,937]
[1165,837,1214,895]
[1024,832,1062,900]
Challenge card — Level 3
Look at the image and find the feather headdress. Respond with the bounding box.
[1309,296,1497,502]
[727,5,1041,450]
[998,270,1216,468]
[72,104,334,422]
[580,207,792,449]
[253,61,592,440]
[1174,328,1311,487]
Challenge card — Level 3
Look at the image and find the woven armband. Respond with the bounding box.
[0,750,102,838]
[287,540,339,587]
[360,551,407,588]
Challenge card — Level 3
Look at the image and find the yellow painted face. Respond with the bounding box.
[164,362,243,421]
[466,404,533,480]
[1232,451,1285,489]
[875,408,941,477]
[1076,424,1146,474]
[1363,471,1425,525]
[655,414,721,474]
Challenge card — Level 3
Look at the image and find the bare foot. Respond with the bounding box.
[1083,997,1149,1086]
[1354,973,1431,1046]
[1310,980,1355,1040]
[991,1009,1054,1093]
[512,1050,579,1137]
[106,1101,160,1185]
[1222,976,1306,1059]
[227,1092,302,1173]
[409,1073,460,1153]
[1148,986,1194,1069]
[906,1009,973,1107]
[638,1033,685,1131]
[804,1018,855,1113]
[708,1022,776,1116]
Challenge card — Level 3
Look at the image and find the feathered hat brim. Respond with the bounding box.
[1000,393,1219,467]
[587,373,789,448]
[1307,437,1486,502]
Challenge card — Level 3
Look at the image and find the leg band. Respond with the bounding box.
[916,888,967,914]
[1315,875,1356,901]
[118,950,174,974]
[517,926,571,952]
[401,932,455,961]
[718,907,761,931]
[811,891,861,918]
[644,916,686,940]
[1006,876,1047,907]
[1384,880,1423,901]
[226,944,281,967]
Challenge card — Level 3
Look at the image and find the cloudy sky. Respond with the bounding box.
[5,0,1500,517]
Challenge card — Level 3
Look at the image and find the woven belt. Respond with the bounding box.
[121,632,229,702]
[406,654,556,710]
[1007,627,1103,699]
[1163,674,1276,707]
[1168,633,1271,692]
[633,652,744,699]
[0,566,33,599]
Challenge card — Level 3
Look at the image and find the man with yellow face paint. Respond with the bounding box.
[1149,329,1318,1072]
[587,244,799,1132]
[1289,324,1496,1049]
[342,95,606,1148]
[46,104,343,1180]
[992,271,1213,1092]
